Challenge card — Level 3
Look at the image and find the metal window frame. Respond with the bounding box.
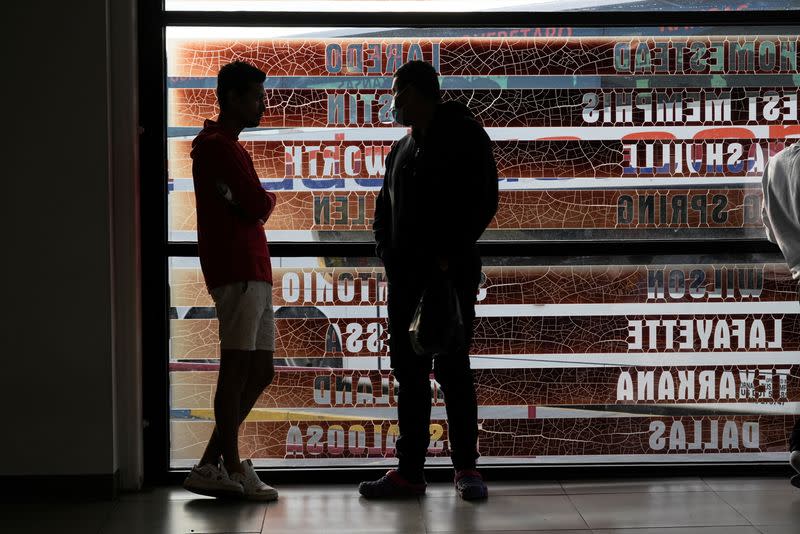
[139,2,797,484]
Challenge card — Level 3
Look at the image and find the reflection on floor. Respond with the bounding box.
[1,476,798,533]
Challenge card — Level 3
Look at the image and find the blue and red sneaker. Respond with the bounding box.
[455,469,488,500]
[358,469,427,499]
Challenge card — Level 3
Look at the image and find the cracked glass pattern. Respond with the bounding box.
[171,264,797,306]
[169,256,800,466]
[168,37,800,77]
[169,137,799,179]
[168,188,766,239]
[166,32,800,243]
[170,365,799,409]
[165,1,800,13]
[170,314,797,358]
[168,88,800,129]
[166,24,800,467]
[170,416,795,463]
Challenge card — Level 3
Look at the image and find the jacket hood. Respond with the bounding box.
[434,100,476,122]
[429,101,481,135]
[191,119,235,158]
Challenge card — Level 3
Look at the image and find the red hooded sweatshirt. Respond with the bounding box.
[190,119,276,290]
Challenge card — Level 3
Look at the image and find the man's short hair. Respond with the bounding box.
[216,61,267,111]
[393,60,441,102]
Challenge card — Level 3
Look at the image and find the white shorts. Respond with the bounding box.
[210,281,275,352]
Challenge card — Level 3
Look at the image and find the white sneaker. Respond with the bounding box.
[228,459,279,501]
[183,462,244,498]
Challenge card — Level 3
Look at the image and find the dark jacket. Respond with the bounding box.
[373,101,498,268]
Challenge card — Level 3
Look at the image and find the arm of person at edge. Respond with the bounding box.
[373,148,395,262]
[201,139,276,225]
[432,127,499,271]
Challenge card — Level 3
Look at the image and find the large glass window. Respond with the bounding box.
[165,23,800,468]
[166,1,800,12]
[170,255,798,466]
[167,27,800,244]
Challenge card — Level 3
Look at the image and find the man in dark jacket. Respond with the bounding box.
[359,60,498,501]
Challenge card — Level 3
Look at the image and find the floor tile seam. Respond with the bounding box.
[701,475,730,496]
[696,477,716,492]
[572,490,759,530]
[717,490,791,533]
[700,476,788,494]
[710,490,765,529]
[565,491,594,531]
[586,529,759,533]
[259,496,269,533]
[417,494,429,534]
[560,478,714,496]
[561,488,710,496]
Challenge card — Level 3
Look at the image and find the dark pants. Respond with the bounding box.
[385,252,482,480]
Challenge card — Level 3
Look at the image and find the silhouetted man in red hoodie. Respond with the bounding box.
[182,61,278,501]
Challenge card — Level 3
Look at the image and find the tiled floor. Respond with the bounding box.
[2,476,798,533]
